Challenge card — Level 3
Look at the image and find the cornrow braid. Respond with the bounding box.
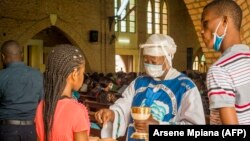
[43,44,85,141]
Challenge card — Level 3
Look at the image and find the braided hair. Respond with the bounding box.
[43,44,85,141]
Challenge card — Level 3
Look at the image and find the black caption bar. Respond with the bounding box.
[149,125,250,141]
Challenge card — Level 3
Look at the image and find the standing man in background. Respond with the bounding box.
[201,0,250,124]
[0,40,43,140]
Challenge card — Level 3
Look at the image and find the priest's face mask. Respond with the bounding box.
[143,55,170,78]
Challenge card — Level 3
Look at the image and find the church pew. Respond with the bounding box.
[80,95,97,102]
[84,100,111,112]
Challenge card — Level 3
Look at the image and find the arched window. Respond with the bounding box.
[115,55,126,72]
[114,0,136,33]
[147,0,168,34]
[147,1,153,34]
[129,0,136,32]
[192,54,207,72]
[200,55,207,73]
[162,1,167,34]
[193,56,199,71]
[155,0,160,33]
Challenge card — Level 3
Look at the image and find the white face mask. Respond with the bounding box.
[144,63,165,78]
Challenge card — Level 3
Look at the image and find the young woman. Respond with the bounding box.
[35,44,90,141]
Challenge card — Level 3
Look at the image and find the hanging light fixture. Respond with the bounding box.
[50,14,57,26]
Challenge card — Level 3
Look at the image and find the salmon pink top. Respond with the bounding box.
[35,98,90,141]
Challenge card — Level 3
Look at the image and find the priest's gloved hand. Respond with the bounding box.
[95,108,115,126]
[134,115,159,133]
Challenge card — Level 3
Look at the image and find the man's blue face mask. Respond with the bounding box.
[213,20,228,51]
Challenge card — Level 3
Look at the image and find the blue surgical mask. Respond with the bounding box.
[144,63,164,78]
[213,20,228,51]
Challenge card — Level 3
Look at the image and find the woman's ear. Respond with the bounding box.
[71,68,78,81]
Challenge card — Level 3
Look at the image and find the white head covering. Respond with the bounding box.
[140,34,177,67]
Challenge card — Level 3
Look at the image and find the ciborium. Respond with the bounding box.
[130,107,151,140]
